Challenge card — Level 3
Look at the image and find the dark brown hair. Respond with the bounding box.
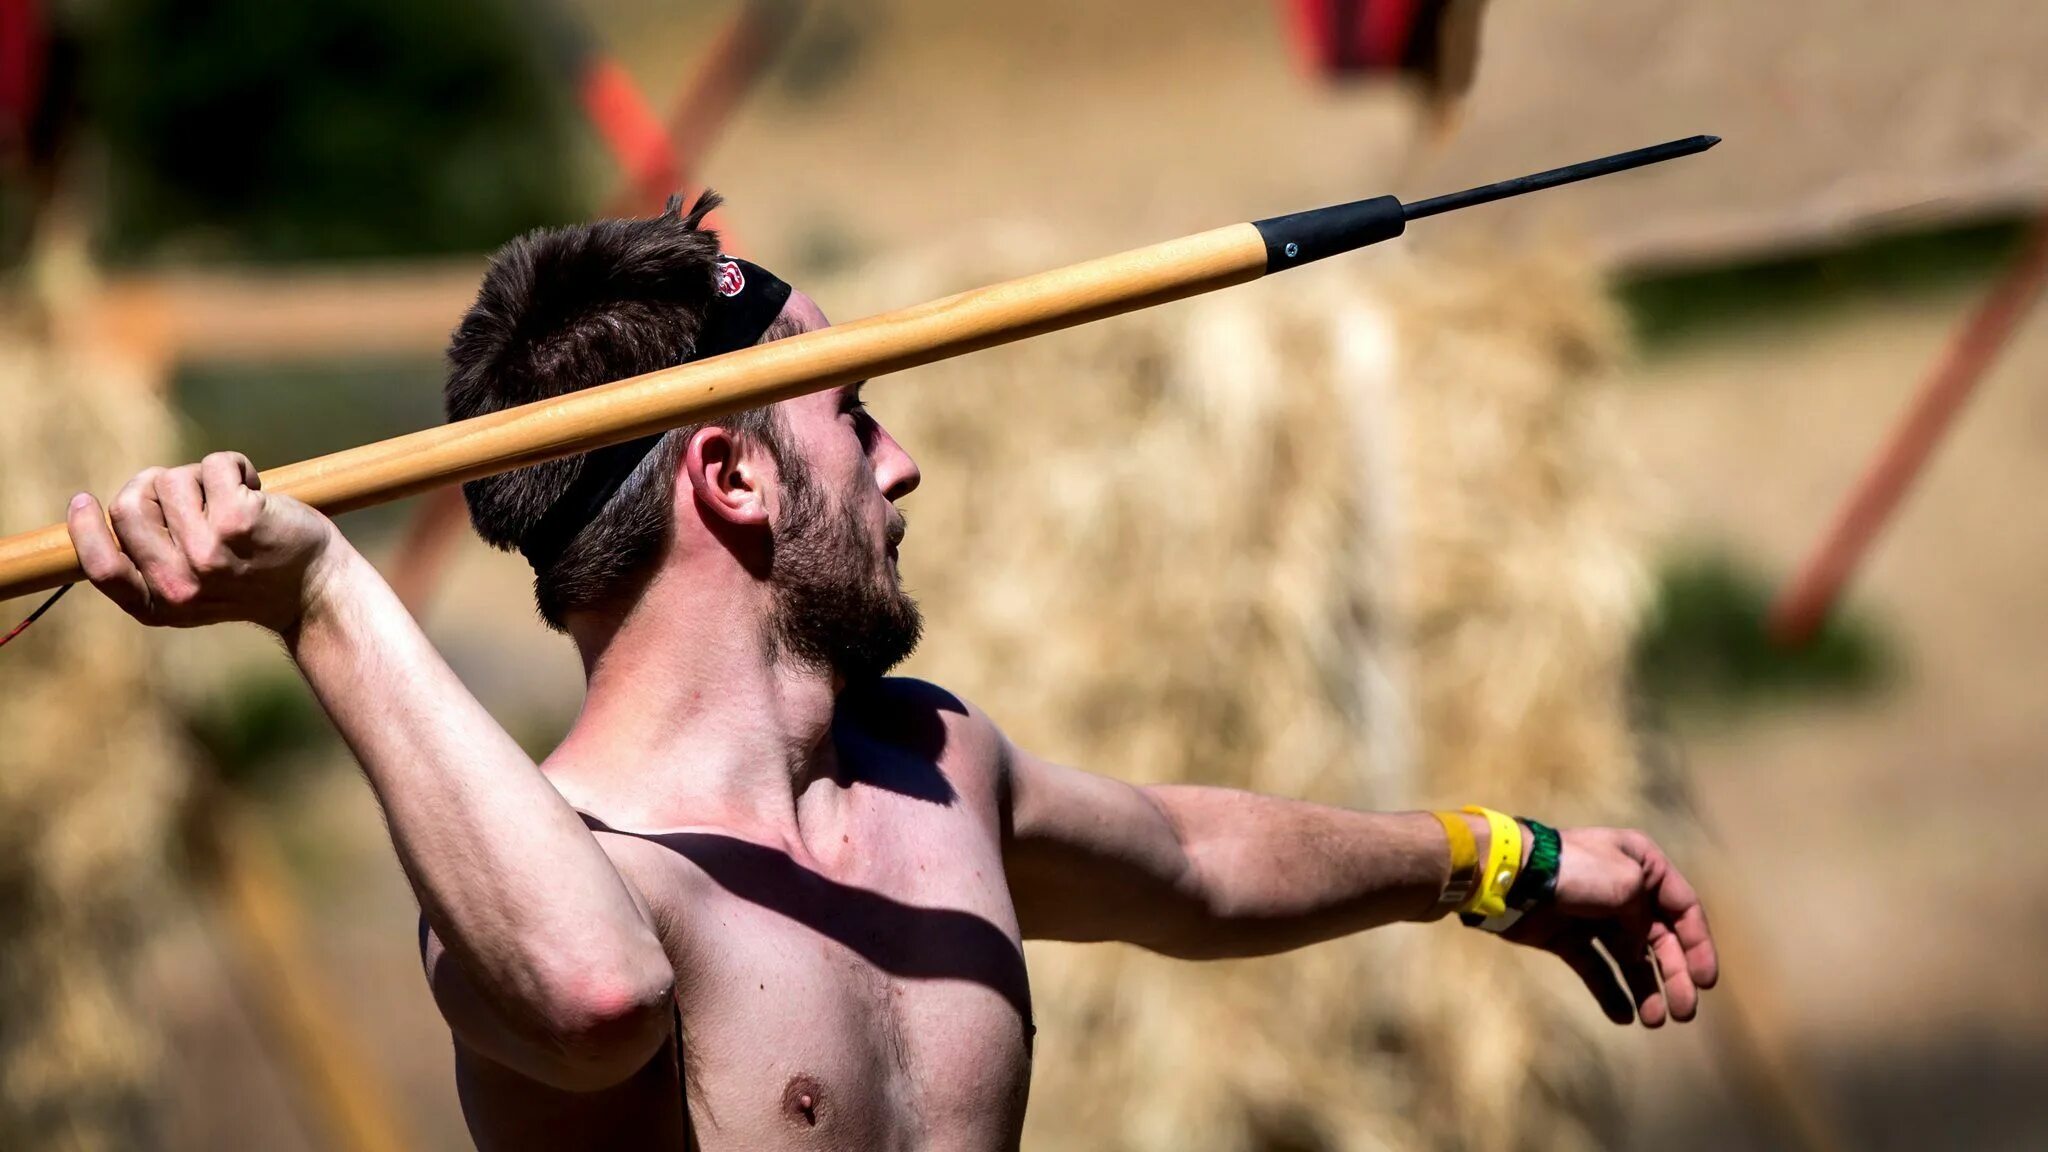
[444,192,785,629]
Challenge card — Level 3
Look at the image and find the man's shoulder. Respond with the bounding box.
[837,677,1008,776]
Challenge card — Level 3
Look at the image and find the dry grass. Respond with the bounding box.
[0,290,186,1149]
[828,228,1650,1151]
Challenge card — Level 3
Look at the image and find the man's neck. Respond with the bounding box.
[549,564,841,839]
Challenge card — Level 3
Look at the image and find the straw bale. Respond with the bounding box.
[824,228,1648,1151]
[0,307,187,1150]
[1368,247,1647,1152]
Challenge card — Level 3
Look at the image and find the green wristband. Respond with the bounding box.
[1506,818,1561,911]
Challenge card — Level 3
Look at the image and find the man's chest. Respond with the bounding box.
[649,800,1034,1148]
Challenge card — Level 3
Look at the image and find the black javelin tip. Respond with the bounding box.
[1253,134,1719,274]
[1400,133,1719,222]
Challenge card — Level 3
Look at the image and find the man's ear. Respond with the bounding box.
[683,425,771,526]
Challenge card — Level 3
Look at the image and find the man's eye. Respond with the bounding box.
[845,402,877,448]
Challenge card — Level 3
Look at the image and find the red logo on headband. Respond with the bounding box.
[715,260,746,297]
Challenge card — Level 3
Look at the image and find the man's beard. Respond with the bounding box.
[767,468,923,684]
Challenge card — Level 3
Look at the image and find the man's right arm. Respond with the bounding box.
[68,453,675,1090]
[293,543,677,1089]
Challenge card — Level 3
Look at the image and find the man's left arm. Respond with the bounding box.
[999,738,1718,1028]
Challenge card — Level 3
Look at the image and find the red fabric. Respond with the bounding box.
[1360,0,1420,69]
[1280,0,1421,76]
[0,0,44,147]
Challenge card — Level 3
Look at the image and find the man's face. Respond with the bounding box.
[761,291,924,683]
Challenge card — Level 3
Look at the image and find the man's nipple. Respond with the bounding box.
[782,1074,825,1128]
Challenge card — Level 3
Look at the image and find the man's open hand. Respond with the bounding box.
[66,451,342,634]
[1504,827,1719,1028]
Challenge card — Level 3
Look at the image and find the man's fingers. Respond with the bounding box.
[1599,925,1668,1028]
[198,452,264,541]
[154,465,216,567]
[1622,834,1722,994]
[1647,922,1700,1022]
[198,451,245,504]
[219,450,260,490]
[1554,935,1634,1025]
[108,469,189,600]
[1654,860,1720,991]
[66,493,149,615]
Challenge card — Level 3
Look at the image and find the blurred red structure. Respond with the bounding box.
[1277,0,1485,102]
[596,0,795,219]
[386,1,799,614]
[1769,212,2048,647]
[0,0,43,148]
[578,56,679,209]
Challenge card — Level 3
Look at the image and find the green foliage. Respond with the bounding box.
[1618,216,2032,351]
[1,178,38,267]
[1632,549,1893,710]
[82,0,590,263]
[172,354,453,543]
[770,1,873,101]
[173,355,448,467]
[185,669,335,791]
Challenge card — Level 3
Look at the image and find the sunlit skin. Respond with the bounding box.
[66,289,1717,1151]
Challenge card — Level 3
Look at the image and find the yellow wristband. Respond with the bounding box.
[1429,810,1481,914]
[1460,806,1524,918]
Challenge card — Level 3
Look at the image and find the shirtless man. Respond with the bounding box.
[66,194,1717,1150]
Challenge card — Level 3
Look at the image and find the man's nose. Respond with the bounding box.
[873,424,921,502]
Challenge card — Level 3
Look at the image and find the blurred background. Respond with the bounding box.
[2,1,2046,1149]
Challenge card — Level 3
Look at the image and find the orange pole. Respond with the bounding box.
[383,486,475,615]
[577,58,677,203]
[602,0,797,220]
[389,4,799,616]
[1769,212,2048,647]
[203,799,414,1152]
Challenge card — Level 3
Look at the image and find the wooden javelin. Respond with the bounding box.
[0,135,1716,604]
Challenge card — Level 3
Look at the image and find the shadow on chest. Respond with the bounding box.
[649,829,1032,1038]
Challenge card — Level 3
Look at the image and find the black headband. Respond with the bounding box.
[516,255,793,570]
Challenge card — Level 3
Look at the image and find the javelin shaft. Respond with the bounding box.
[0,226,1265,600]
[0,135,1717,603]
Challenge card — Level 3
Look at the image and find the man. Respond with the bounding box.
[66,194,1716,1150]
